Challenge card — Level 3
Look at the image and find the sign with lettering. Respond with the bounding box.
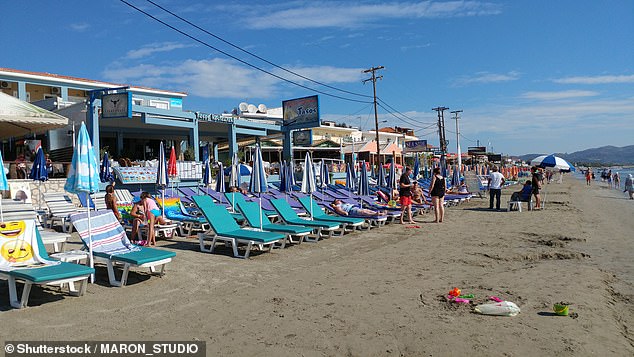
[195,112,234,124]
[282,95,319,130]
[468,146,487,155]
[102,92,132,119]
[404,140,428,152]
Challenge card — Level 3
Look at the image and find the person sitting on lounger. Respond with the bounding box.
[104,184,122,222]
[411,182,429,205]
[330,199,384,217]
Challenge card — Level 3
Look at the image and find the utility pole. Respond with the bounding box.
[432,106,449,171]
[451,110,463,173]
[363,65,384,176]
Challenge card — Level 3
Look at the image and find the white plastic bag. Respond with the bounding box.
[474,301,520,316]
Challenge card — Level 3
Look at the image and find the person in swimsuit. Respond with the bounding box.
[330,199,384,217]
[531,166,542,209]
[429,167,446,223]
[104,184,122,222]
[135,192,169,246]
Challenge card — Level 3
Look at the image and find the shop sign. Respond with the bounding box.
[195,112,234,124]
[102,92,132,119]
[282,95,319,130]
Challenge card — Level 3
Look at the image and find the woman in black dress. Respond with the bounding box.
[429,167,446,223]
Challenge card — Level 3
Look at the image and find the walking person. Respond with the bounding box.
[398,167,414,224]
[585,169,592,186]
[429,167,446,223]
[624,174,634,200]
[487,166,505,211]
[613,172,620,190]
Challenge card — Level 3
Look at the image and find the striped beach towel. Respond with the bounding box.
[70,211,140,257]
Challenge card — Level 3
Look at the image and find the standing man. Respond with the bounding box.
[487,166,505,211]
[399,166,414,224]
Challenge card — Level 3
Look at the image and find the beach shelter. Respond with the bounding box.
[530,154,574,172]
[301,152,317,219]
[0,151,8,221]
[358,161,369,206]
[167,146,178,196]
[0,92,68,139]
[29,147,48,210]
[100,152,114,183]
[64,122,100,282]
[249,144,268,229]
[156,142,169,217]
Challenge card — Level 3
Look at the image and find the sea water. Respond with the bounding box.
[575,167,634,189]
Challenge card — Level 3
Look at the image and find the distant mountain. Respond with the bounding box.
[519,145,634,165]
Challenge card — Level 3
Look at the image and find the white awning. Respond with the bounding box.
[0,92,68,139]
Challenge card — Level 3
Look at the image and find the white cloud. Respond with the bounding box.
[125,42,195,60]
[243,1,502,29]
[452,71,520,86]
[520,90,599,101]
[553,74,634,84]
[103,58,364,99]
[70,23,90,32]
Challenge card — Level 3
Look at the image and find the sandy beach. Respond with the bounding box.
[1,178,632,356]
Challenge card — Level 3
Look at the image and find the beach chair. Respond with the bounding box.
[237,200,313,244]
[224,192,278,220]
[69,211,176,287]
[179,187,246,223]
[114,188,135,204]
[192,195,285,258]
[0,220,94,309]
[2,199,69,253]
[297,196,368,231]
[269,198,341,240]
[77,191,108,211]
[507,191,534,212]
[160,197,209,236]
[43,193,83,232]
[117,202,180,240]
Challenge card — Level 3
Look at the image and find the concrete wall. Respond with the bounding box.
[1,178,80,208]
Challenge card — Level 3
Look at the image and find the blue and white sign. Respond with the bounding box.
[405,140,428,152]
[170,98,183,108]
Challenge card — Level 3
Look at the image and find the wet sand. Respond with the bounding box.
[1,178,633,356]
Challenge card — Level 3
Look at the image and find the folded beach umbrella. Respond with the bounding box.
[451,165,461,189]
[377,163,386,187]
[0,151,8,221]
[64,122,100,282]
[249,144,268,229]
[413,155,420,179]
[278,161,287,192]
[345,162,356,191]
[301,152,317,219]
[358,161,369,206]
[389,157,397,200]
[319,159,330,190]
[156,142,169,217]
[214,161,224,196]
[167,146,178,195]
[29,147,48,210]
[100,152,114,183]
[289,160,297,187]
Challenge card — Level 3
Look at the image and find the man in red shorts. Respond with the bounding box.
[399,166,414,224]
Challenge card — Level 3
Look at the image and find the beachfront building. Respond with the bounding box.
[0,68,282,168]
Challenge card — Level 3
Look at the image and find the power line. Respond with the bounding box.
[144,0,372,99]
[376,103,438,131]
[377,97,436,126]
[119,0,372,104]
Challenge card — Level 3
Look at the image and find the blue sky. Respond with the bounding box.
[2,0,633,155]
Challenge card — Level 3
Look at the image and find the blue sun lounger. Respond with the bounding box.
[192,195,285,258]
[70,211,176,287]
[0,220,94,309]
[269,198,341,239]
[236,200,313,244]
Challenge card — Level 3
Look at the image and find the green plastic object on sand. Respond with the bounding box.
[459,294,474,299]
